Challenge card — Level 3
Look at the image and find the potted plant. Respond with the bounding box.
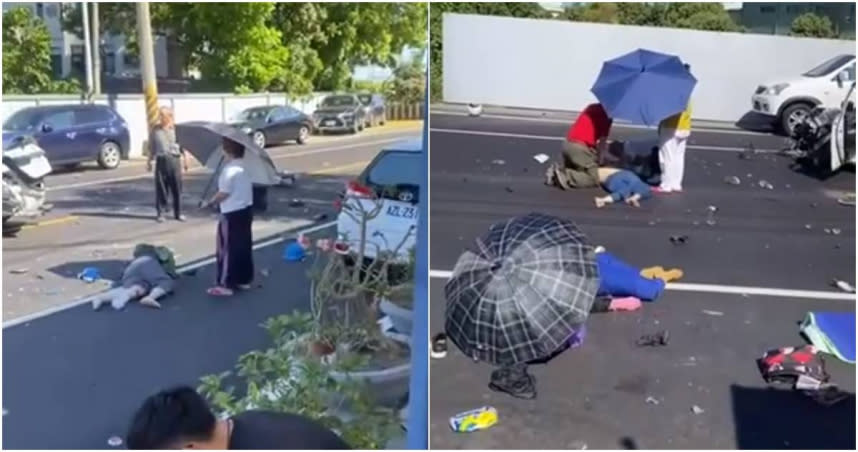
[198,312,399,449]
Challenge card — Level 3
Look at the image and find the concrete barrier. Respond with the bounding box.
[1,93,424,158]
[442,13,855,122]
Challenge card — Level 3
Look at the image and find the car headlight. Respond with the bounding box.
[240,126,252,134]
[767,83,789,96]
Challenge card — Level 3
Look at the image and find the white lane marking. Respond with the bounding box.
[428,269,854,301]
[431,110,772,136]
[430,128,780,154]
[2,221,337,329]
[48,136,405,192]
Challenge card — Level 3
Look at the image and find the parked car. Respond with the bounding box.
[751,54,855,135]
[2,104,130,170]
[230,105,312,148]
[313,94,367,134]
[335,137,421,262]
[357,93,387,128]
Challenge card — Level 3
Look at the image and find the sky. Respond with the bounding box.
[352,46,427,82]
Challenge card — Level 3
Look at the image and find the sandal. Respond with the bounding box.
[139,297,162,309]
[207,286,234,297]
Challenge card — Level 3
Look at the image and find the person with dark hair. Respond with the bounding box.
[148,107,189,222]
[201,137,255,297]
[126,386,350,449]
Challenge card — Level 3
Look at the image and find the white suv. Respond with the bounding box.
[751,54,855,135]
[335,137,421,262]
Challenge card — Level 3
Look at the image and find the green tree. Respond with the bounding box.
[663,2,740,32]
[562,3,619,24]
[790,12,837,39]
[2,7,53,94]
[562,2,740,32]
[430,3,546,101]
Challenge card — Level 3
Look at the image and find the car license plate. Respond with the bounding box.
[386,205,417,219]
[325,120,336,126]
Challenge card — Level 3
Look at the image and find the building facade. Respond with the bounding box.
[731,2,856,39]
[2,2,169,80]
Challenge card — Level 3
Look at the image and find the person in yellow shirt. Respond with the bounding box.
[655,64,692,193]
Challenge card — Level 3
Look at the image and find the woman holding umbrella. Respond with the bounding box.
[200,137,255,296]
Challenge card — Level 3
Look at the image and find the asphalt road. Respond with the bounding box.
[3,124,420,322]
[2,123,422,449]
[428,113,855,449]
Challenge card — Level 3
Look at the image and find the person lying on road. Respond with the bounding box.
[593,167,652,208]
[89,245,178,310]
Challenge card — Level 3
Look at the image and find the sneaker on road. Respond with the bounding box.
[430,333,447,359]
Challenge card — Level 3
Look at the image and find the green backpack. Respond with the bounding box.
[133,243,179,278]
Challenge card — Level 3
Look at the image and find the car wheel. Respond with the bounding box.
[296,125,310,145]
[781,103,813,136]
[379,114,386,126]
[252,130,267,148]
[351,122,359,134]
[97,141,122,169]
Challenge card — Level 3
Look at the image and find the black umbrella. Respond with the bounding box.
[175,121,280,197]
[444,213,600,367]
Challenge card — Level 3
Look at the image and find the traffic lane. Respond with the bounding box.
[2,131,405,320]
[2,170,346,321]
[43,126,419,192]
[428,279,856,450]
[429,133,855,291]
[429,113,788,151]
[2,234,327,450]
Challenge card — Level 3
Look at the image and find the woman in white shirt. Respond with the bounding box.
[201,138,255,296]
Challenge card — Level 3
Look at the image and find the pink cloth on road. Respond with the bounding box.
[609,296,642,311]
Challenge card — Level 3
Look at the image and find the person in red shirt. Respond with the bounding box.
[545,103,613,189]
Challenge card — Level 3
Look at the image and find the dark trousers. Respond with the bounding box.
[216,206,254,288]
[560,140,599,188]
[154,155,182,218]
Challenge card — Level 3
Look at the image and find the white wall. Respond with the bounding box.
[443,13,855,122]
[1,93,330,158]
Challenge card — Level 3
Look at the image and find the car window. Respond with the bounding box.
[2,109,43,132]
[357,94,372,105]
[322,96,357,107]
[839,63,856,82]
[268,107,287,121]
[365,151,421,201]
[238,107,272,121]
[804,55,855,78]
[75,107,113,125]
[43,110,75,130]
[282,106,302,117]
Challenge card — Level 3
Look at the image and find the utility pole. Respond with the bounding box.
[136,2,159,131]
[91,2,101,95]
[81,1,93,99]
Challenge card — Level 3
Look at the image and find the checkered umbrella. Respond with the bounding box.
[445,213,600,366]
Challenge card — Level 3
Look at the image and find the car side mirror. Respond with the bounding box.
[266,117,274,123]
[41,123,53,133]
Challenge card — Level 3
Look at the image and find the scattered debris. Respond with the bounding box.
[645,396,660,405]
[288,199,305,208]
[691,405,705,415]
[757,180,774,190]
[738,151,753,160]
[831,228,842,235]
[804,224,813,230]
[533,153,550,164]
[449,406,498,432]
[567,440,588,450]
[9,268,29,275]
[107,436,123,447]
[669,235,688,245]
[723,176,741,185]
[636,330,669,347]
[832,280,856,293]
[837,193,855,207]
[705,205,717,226]
[313,213,328,222]
[491,159,506,165]
[702,310,724,317]
[259,268,270,278]
[504,187,514,193]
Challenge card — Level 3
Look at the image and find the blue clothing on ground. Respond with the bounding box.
[604,170,652,203]
[596,251,664,301]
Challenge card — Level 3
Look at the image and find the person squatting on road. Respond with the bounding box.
[593,167,653,208]
[89,244,178,310]
[148,106,189,222]
[201,137,255,297]
[126,386,351,449]
[545,103,613,189]
[656,64,693,193]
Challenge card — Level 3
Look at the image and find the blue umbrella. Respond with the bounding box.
[591,49,697,126]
